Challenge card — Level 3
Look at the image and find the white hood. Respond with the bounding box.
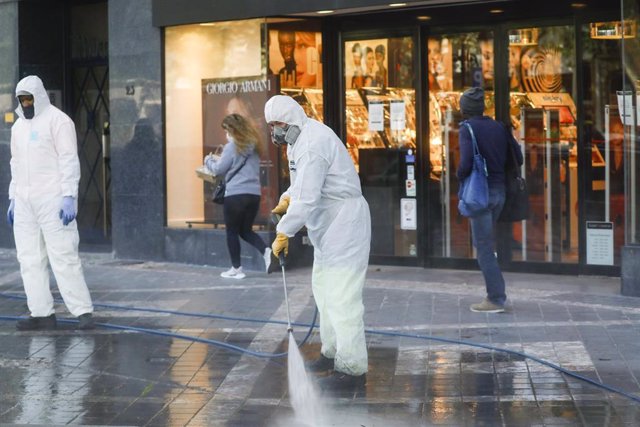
[264,95,307,128]
[15,75,51,119]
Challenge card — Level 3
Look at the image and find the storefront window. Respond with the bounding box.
[164,19,321,229]
[267,22,324,185]
[426,32,495,258]
[165,20,267,228]
[506,25,577,264]
[583,13,639,265]
[344,36,417,257]
[623,1,640,248]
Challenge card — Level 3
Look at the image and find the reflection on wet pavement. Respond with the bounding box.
[0,251,639,425]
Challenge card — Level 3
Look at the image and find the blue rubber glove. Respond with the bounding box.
[7,199,14,226]
[59,196,76,226]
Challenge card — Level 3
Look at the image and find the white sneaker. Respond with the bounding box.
[220,267,245,279]
[263,248,272,273]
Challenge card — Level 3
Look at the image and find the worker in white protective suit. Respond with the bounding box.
[264,95,371,391]
[7,75,95,331]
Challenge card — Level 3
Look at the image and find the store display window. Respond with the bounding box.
[583,18,634,265]
[426,32,495,259]
[507,25,577,264]
[344,35,417,258]
[164,19,322,229]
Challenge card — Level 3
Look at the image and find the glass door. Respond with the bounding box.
[344,35,417,258]
[507,25,577,263]
[426,31,495,258]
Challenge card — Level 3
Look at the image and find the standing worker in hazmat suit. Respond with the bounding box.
[265,95,371,390]
[6,75,95,330]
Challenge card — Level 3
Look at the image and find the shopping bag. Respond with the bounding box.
[499,139,529,222]
[458,122,489,217]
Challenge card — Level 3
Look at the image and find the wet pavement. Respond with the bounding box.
[0,247,639,426]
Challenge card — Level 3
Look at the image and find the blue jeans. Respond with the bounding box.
[469,186,506,306]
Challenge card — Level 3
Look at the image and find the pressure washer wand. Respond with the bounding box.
[279,253,293,333]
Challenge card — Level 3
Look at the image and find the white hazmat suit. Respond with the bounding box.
[264,95,371,376]
[9,75,93,318]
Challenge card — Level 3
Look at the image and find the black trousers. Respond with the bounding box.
[223,194,267,268]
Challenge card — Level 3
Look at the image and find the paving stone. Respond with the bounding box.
[0,248,638,425]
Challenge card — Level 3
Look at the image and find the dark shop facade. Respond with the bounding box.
[0,0,639,280]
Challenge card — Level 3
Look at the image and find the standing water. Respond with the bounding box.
[287,332,324,426]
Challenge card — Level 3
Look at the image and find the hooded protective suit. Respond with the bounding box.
[9,75,93,318]
[264,95,371,376]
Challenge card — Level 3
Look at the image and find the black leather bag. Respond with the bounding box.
[212,181,226,204]
[499,135,529,222]
[211,155,247,205]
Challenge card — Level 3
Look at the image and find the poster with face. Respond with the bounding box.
[201,76,279,220]
[345,39,389,89]
[268,30,322,89]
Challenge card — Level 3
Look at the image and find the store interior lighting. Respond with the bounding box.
[589,20,636,39]
[509,28,539,46]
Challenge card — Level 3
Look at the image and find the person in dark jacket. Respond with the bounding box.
[457,87,523,313]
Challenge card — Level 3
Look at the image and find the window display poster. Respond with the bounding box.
[344,39,388,89]
[586,221,614,265]
[202,75,278,219]
[368,101,384,131]
[390,100,406,130]
[400,198,417,230]
[268,30,322,89]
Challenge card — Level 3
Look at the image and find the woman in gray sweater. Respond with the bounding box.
[205,114,271,279]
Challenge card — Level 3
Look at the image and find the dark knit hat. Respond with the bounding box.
[460,87,485,117]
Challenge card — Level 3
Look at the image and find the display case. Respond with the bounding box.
[344,87,416,169]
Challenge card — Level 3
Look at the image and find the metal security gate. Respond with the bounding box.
[70,62,110,243]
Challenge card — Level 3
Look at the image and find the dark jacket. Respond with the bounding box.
[457,116,523,187]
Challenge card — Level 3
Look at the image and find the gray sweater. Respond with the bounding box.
[207,141,261,197]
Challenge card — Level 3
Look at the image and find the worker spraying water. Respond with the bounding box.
[265,95,371,391]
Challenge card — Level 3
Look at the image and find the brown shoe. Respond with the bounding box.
[470,298,505,313]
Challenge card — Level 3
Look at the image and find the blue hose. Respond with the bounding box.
[1,291,639,404]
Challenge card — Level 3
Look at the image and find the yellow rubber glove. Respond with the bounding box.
[272,233,289,257]
[271,195,290,215]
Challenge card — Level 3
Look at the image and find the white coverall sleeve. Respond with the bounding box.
[208,143,235,177]
[8,130,16,200]
[277,150,329,237]
[55,120,81,198]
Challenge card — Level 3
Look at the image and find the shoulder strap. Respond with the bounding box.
[463,121,480,155]
[224,154,249,184]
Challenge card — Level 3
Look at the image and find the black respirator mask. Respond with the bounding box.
[271,124,301,146]
[22,105,34,119]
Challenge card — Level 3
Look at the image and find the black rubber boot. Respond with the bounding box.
[305,354,334,373]
[318,371,366,392]
[16,314,57,331]
[77,313,96,330]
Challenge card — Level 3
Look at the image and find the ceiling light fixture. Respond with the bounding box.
[389,3,407,7]
[489,9,504,14]
[316,10,334,14]
[417,15,431,21]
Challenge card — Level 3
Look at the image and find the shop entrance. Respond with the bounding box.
[342,34,418,260]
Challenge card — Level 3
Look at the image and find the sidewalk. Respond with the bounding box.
[0,247,638,426]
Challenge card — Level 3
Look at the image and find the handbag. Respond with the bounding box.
[458,122,489,217]
[212,155,248,205]
[498,132,530,222]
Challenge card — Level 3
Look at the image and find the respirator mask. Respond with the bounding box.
[271,124,301,146]
[22,105,35,119]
